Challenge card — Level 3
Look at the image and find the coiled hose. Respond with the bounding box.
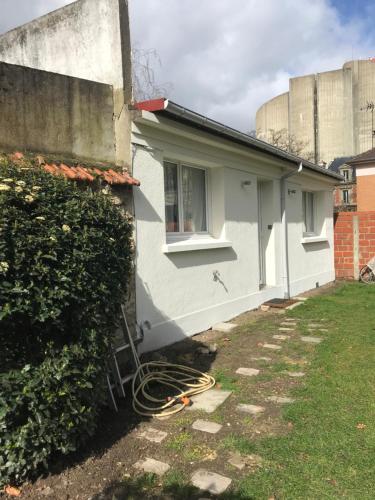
[132,361,216,418]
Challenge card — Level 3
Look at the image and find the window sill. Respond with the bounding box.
[162,238,232,253]
[301,236,329,244]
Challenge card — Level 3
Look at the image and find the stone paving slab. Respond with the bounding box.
[137,427,168,443]
[133,458,170,476]
[266,396,295,404]
[236,367,260,376]
[308,323,321,328]
[187,389,232,413]
[281,322,297,326]
[294,296,308,301]
[301,336,322,344]
[287,371,305,377]
[263,343,282,350]
[279,327,294,331]
[273,334,290,340]
[191,469,232,495]
[212,322,237,333]
[286,302,304,310]
[228,452,246,470]
[284,317,299,322]
[237,403,265,415]
[192,419,223,434]
[251,356,272,361]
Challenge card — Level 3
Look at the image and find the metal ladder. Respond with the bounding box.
[107,305,143,411]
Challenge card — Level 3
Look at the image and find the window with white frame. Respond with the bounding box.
[342,169,350,181]
[302,191,315,235]
[342,189,349,204]
[164,161,208,235]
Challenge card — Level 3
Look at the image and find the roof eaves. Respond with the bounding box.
[133,99,343,181]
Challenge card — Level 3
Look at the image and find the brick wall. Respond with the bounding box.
[334,211,375,279]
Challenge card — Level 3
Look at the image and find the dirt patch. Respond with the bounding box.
[5,286,336,500]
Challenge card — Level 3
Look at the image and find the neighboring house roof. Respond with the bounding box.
[328,157,353,174]
[347,147,375,166]
[6,152,140,186]
[133,99,343,181]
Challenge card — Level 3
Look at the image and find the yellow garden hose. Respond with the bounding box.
[132,361,216,418]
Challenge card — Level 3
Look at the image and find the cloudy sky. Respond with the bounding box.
[1,0,374,131]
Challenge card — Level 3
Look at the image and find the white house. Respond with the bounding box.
[131,99,341,352]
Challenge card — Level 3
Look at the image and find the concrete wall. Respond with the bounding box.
[289,74,316,161]
[132,113,335,352]
[0,62,115,162]
[0,0,132,166]
[256,60,375,165]
[256,92,289,141]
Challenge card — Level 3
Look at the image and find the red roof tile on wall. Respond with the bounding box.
[8,152,140,186]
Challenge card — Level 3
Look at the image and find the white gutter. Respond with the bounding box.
[280,162,303,299]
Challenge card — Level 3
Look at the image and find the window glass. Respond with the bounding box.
[343,190,349,204]
[164,162,179,232]
[342,170,349,181]
[182,166,207,232]
[303,191,315,234]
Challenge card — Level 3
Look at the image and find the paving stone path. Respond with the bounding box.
[273,334,290,340]
[263,343,282,350]
[279,327,294,332]
[301,336,322,344]
[287,371,305,377]
[236,367,260,376]
[251,356,272,361]
[187,389,232,413]
[281,322,297,327]
[192,419,222,434]
[191,470,232,495]
[213,322,237,333]
[137,427,168,443]
[266,396,295,404]
[134,458,170,475]
[236,403,265,415]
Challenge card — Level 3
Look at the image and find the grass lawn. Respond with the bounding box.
[21,283,375,499]
[233,283,375,499]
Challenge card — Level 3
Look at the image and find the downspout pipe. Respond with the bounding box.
[280,162,303,299]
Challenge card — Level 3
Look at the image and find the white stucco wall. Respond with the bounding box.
[132,113,335,352]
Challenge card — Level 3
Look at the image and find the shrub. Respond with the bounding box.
[0,155,133,485]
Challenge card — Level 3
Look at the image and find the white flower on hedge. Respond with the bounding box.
[15,186,23,193]
[0,261,9,273]
[16,181,26,187]
[32,186,41,191]
[0,184,11,191]
[35,216,45,221]
[50,236,57,242]
[2,178,14,183]
[62,224,71,233]
[24,195,34,203]
[109,237,115,242]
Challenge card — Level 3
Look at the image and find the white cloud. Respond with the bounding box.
[129,0,375,130]
[0,0,374,132]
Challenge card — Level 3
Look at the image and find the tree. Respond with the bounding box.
[257,128,315,162]
[132,46,172,101]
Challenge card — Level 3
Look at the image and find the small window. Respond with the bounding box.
[164,161,207,234]
[302,191,315,234]
[342,169,349,181]
[343,189,349,204]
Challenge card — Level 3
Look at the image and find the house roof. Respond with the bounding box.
[328,157,353,174]
[7,152,140,186]
[133,99,343,181]
[347,147,375,166]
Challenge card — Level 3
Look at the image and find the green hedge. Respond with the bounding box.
[0,155,133,485]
